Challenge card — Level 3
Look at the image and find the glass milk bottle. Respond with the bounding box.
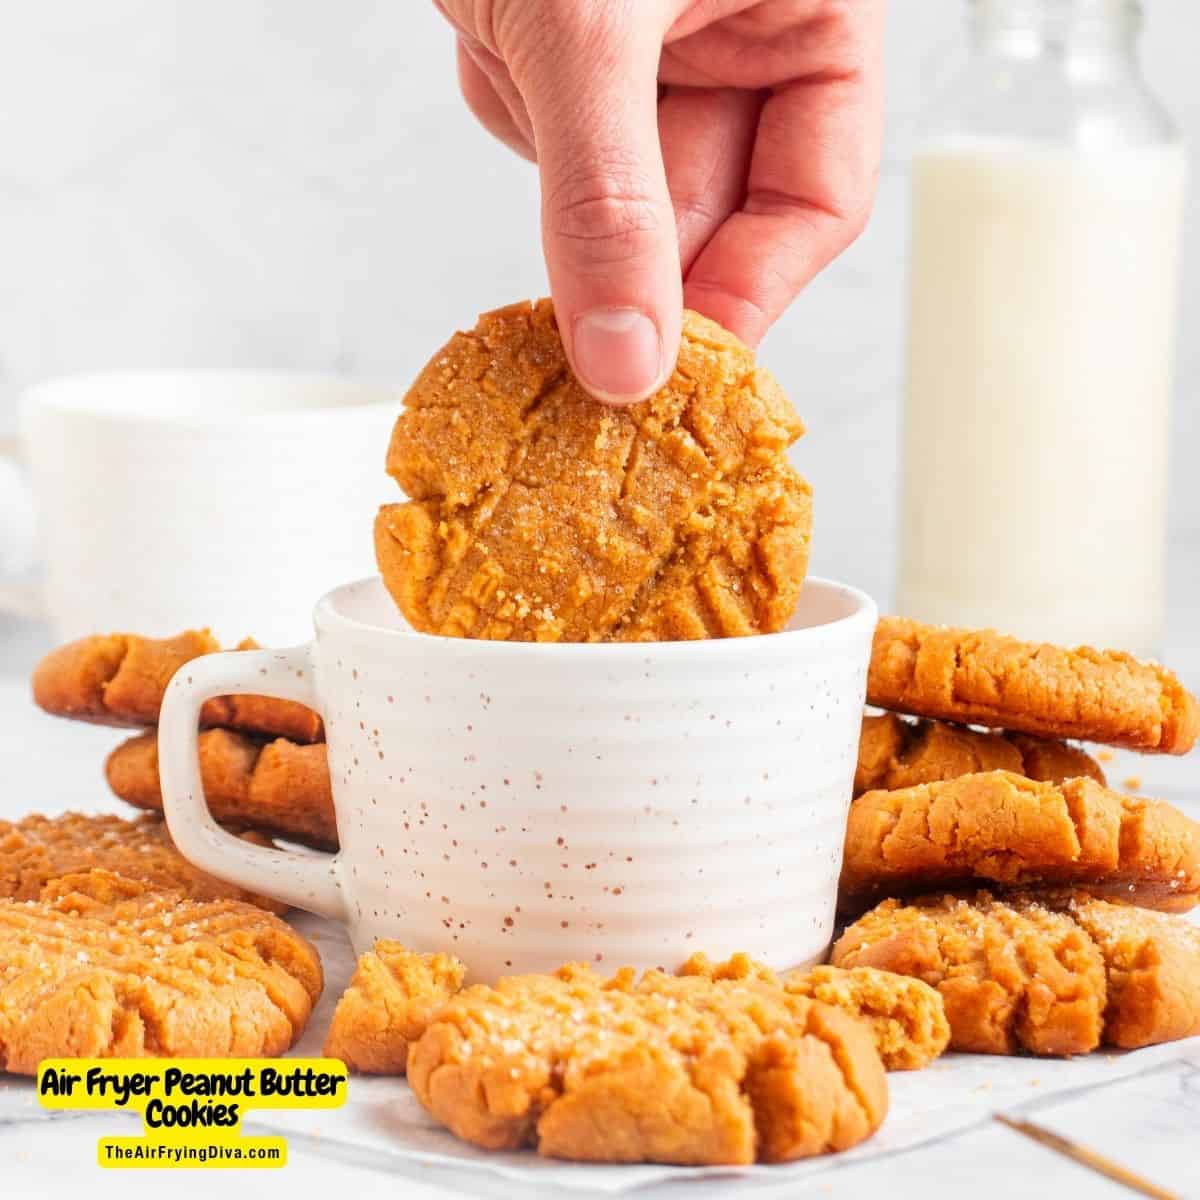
[897,0,1186,656]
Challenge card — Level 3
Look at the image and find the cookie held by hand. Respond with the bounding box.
[0,869,322,1074]
[376,300,812,642]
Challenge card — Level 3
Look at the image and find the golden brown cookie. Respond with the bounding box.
[1004,733,1109,786]
[106,729,336,851]
[407,957,887,1164]
[675,951,948,1071]
[376,299,811,642]
[0,811,285,913]
[32,631,324,743]
[783,966,950,1071]
[839,771,1200,913]
[0,869,322,1073]
[833,891,1200,1055]
[324,941,466,1074]
[1046,894,1200,1048]
[854,713,1105,798]
[867,617,1200,754]
[832,893,1108,1056]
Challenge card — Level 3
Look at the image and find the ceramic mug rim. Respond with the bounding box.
[20,369,399,431]
[313,575,878,660]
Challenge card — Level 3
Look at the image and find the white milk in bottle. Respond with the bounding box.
[897,0,1186,656]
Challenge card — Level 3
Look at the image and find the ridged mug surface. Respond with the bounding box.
[315,577,875,979]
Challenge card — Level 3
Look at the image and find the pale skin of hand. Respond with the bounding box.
[435,0,886,404]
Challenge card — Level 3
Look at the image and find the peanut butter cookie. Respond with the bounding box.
[783,966,950,1071]
[833,891,1200,1055]
[676,952,948,1071]
[33,631,323,742]
[840,771,1200,912]
[376,300,811,642]
[324,941,466,1074]
[0,869,322,1074]
[407,957,887,1164]
[867,617,1199,753]
[855,713,1105,798]
[0,811,284,913]
[106,729,336,850]
[1047,893,1200,1048]
[832,893,1108,1055]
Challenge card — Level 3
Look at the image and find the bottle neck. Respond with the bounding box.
[970,0,1141,68]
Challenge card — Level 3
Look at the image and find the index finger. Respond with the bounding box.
[682,46,883,344]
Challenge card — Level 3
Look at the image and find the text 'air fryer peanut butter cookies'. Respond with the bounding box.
[867,617,1200,754]
[106,729,336,851]
[0,870,323,1074]
[33,630,324,743]
[407,958,887,1165]
[839,770,1200,913]
[854,713,1105,798]
[833,891,1200,1055]
[0,811,285,913]
[375,300,812,642]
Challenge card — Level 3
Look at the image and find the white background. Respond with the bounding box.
[0,0,1195,621]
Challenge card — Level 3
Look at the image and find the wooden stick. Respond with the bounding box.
[994,1114,1179,1200]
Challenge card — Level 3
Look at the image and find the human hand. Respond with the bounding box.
[436,0,885,404]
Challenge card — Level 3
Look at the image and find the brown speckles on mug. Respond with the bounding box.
[237,577,878,979]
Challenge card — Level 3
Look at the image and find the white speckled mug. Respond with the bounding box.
[159,576,876,980]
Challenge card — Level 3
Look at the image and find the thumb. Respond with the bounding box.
[517,8,681,404]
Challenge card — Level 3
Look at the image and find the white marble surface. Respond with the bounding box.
[0,654,1198,1198]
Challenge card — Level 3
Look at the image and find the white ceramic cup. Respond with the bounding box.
[6,371,398,644]
[159,576,877,980]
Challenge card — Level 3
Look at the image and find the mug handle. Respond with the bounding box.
[158,643,346,919]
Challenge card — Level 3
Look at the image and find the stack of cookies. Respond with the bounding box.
[0,634,330,1073]
[834,616,1200,1057]
[32,629,337,849]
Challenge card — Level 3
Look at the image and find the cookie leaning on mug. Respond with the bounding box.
[0,811,286,913]
[0,869,322,1074]
[32,630,324,743]
[867,617,1200,753]
[106,729,336,851]
[833,891,1200,1055]
[840,770,1200,913]
[375,299,812,642]
[855,712,1105,797]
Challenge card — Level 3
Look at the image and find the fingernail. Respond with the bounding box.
[572,308,663,404]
